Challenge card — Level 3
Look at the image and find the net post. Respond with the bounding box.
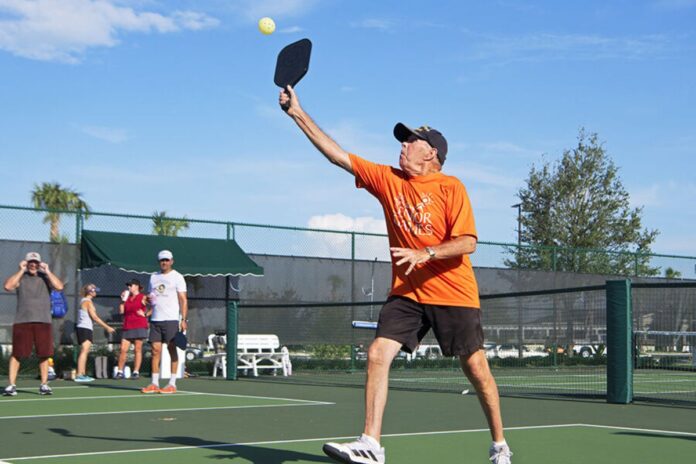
[606,279,633,403]
[226,301,238,380]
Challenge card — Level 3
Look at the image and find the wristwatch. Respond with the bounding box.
[425,247,436,260]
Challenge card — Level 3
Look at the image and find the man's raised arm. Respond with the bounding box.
[279,85,353,174]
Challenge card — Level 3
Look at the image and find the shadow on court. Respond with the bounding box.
[614,431,696,442]
[49,428,331,463]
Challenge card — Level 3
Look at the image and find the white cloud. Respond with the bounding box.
[308,213,386,234]
[278,25,303,34]
[450,162,522,189]
[325,120,395,162]
[462,31,676,63]
[307,213,389,260]
[171,10,219,31]
[350,18,394,31]
[78,125,130,143]
[231,0,320,20]
[630,184,661,208]
[0,0,219,63]
[630,180,696,210]
[476,141,540,157]
[652,0,696,10]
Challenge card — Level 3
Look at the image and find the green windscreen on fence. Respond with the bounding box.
[606,279,633,404]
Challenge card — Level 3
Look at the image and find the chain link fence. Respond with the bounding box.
[1,204,695,384]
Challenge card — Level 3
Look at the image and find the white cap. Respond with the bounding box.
[25,252,41,262]
[158,250,173,261]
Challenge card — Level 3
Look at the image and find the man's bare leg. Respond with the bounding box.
[38,357,50,384]
[460,350,505,442]
[363,337,403,442]
[8,356,20,385]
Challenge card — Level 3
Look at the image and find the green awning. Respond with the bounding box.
[80,230,263,277]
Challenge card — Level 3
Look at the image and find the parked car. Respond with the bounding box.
[495,344,549,359]
[415,344,443,359]
[402,344,443,361]
[483,342,498,359]
[185,346,204,361]
[572,344,607,358]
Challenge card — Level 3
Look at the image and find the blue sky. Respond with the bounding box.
[1,0,695,256]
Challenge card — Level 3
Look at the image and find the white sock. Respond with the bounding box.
[361,434,381,448]
[152,373,160,385]
[168,377,177,387]
[493,440,507,449]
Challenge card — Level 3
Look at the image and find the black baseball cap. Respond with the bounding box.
[125,279,142,287]
[394,123,448,165]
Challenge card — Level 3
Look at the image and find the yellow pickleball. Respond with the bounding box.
[258,17,276,35]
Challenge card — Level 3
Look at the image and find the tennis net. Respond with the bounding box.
[631,281,696,404]
[234,285,610,399]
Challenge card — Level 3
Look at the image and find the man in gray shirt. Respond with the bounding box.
[3,252,64,396]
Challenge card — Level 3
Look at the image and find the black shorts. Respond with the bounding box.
[76,327,94,344]
[376,296,484,357]
[149,321,179,344]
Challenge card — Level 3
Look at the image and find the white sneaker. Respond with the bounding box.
[39,384,53,395]
[489,443,513,464]
[323,434,385,463]
[3,385,17,396]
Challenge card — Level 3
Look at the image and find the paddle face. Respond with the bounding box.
[274,38,312,88]
[173,331,187,350]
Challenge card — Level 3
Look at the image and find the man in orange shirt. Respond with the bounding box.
[280,86,512,464]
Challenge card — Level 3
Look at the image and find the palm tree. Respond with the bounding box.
[31,182,90,243]
[152,210,190,237]
[664,267,682,279]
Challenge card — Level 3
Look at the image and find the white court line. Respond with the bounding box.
[177,390,333,404]
[39,386,89,390]
[578,423,696,437]
[1,393,197,403]
[635,390,696,395]
[1,389,331,406]
[1,424,584,461]
[5,386,90,391]
[0,400,333,420]
[4,423,696,461]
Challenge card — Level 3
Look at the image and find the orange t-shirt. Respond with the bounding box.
[350,154,480,308]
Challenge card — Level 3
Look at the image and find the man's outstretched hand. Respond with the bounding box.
[279,85,301,115]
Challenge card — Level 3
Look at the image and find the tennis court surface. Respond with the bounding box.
[2,378,694,464]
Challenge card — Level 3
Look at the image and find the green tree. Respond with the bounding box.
[508,129,659,276]
[152,210,190,237]
[31,182,91,243]
[664,267,682,279]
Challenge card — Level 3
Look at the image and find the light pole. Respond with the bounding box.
[511,203,523,358]
[511,203,522,261]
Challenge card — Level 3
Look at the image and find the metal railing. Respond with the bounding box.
[1,204,694,278]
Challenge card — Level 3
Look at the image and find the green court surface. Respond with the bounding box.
[1,378,695,463]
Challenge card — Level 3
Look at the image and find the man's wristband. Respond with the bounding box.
[425,247,436,260]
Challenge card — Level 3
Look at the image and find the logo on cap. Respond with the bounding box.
[393,122,448,165]
[25,252,41,262]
